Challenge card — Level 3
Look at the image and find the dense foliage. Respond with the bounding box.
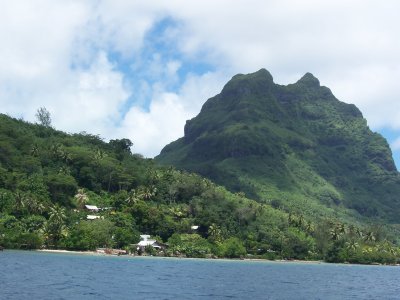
[0,108,399,264]
[157,69,400,224]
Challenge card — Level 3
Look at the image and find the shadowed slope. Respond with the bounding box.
[157,69,400,222]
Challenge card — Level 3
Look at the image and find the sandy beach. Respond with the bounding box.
[37,249,99,256]
[34,248,327,265]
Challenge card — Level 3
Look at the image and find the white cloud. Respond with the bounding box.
[0,0,89,115]
[158,0,400,130]
[0,1,130,137]
[51,52,129,137]
[118,92,189,157]
[1,0,400,158]
[116,70,228,157]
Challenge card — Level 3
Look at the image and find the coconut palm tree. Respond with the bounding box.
[298,214,305,228]
[25,196,46,215]
[364,231,376,243]
[60,150,72,163]
[169,206,186,220]
[49,205,66,225]
[125,189,140,205]
[13,191,26,215]
[139,185,157,201]
[329,226,342,241]
[74,189,88,208]
[208,224,222,244]
[58,166,71,175]
[50,143,62,157]
[305,220,314,233]
[362,246,373,254]
[337,222,346,235]
[345,240,359,252]
[30,144,39,156]
[46,205,67,248]
[94,148,107,163]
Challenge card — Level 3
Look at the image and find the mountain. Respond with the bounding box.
[1,106,400,263]
[156,69,400,223]
[0,113,310,259]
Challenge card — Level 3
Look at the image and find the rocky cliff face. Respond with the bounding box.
[157,69,400,222]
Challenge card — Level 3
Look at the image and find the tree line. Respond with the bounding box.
[0,112,399,264]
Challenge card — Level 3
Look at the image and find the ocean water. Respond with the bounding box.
[1,251,399,300]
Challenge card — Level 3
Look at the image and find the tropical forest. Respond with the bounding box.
[1,70,400,265]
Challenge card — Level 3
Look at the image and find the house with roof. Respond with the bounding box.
[85,205,99,212]
[86,215,101,220]
[135,235,166,253]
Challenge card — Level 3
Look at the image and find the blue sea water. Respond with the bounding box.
[1,251,399,300]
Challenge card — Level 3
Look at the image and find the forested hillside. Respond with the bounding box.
[0,111,399,264]
[157,69,400,224]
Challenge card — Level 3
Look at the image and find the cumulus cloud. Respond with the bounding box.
[0,0,89,115]
[115,70,228,156]
[118,93,188,157]
[1,0,400,159]
[52,52,129,136]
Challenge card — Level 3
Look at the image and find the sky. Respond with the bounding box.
[1,0,400,167]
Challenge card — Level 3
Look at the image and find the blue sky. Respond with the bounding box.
[1,1,400,168]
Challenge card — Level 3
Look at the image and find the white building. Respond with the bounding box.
[85,205,99,212]
[136,235,165,251]
[86,215,101,220]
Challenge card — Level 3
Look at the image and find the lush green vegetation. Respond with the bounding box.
[157,69,400,224]
[0,111,399,264]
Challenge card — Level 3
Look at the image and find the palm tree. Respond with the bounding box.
[25,196,46,215]
[13,191,26,214]
[50,143,62,157]
[345,240,359,252]
[125,189,140,205]
[49,205,67,225]
[30,144,39,156]
[298,214,305,228]
[208,224,222,244]
[364,231,376,243]
[362,246,373,254]
[60,150,72,163]
[169,206,186,220]
[74,189,89,208]
[167,186,178,204]
[58,166,71,175]
[94,148,107,163]
[288,213,294,226]
[329,226,341,241]
[337,222,346,235]
[305,220,314,233]
[146,169,161,184]
[347,224,357,238]
[355,227,363,239]
[46,205,67,248]
[139,185,157,201]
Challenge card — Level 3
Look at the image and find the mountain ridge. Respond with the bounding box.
[156,69,400,223]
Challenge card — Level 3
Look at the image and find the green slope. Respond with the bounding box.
[0,113,315,259]
[156,69,400,223]
[1,110,399,263]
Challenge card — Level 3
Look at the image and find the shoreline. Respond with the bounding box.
[31,249,329,265]
[36,249,322,264]
[36,249,100,256]
[8,249,394,266]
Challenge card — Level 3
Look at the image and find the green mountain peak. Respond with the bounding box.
[157,69,400,223]
[296,72,320,88]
